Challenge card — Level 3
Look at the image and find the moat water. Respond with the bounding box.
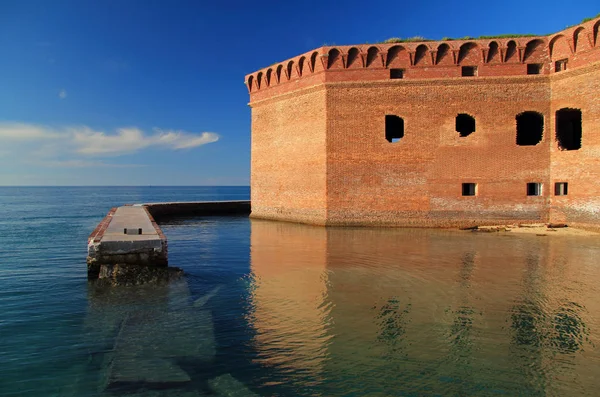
[1,186,600,396]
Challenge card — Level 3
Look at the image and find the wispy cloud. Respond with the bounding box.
[72,127,219,155]
[0,122,219,158]
[0,123,65,140]
[40,160,146,168]
[58,89,67,99]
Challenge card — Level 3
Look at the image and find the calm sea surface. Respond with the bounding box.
[1,186,600,396]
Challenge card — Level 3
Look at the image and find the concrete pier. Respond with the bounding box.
[87,201,250,285]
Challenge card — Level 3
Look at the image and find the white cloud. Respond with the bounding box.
[58,89,67,99]
[72,126,219,155]
[0,123,65,140]
[40,160,145,168]
[0,122,219,157]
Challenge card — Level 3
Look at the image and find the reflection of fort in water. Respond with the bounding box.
[248,219,600,395]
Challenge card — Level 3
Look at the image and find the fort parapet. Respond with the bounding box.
[246,17,600,228]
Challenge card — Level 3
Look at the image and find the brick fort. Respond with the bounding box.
[246,16,600,228]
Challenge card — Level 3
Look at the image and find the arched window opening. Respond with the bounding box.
[276,65,283,82]
[456,114,476,137]
[247,76,254,92]
[298,57,306,76]
[366,47,380,67]
[385,115,404,143]
[556,108,582,150]
[487,41,500,63]
[594,21,600,47]
[523,39,545,63]
[327,48,341,69]
[414,45,429,65]
[386,45,406,67]
[574,27,591,52]
[265,69,272,86]
[310,52,318,72]
[347,47,360,68]
[286,61,294,80]
[550,35,570,61]
[505,41,517,62]
[458,42,478,64]
[436,44,451,65]
[257,72,263,89]
[516,111,544,146]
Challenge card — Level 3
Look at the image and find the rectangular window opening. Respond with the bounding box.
[555,182,568,196]
[555,59,568,72]
[390,69,404,79]
[527,63,542,75]
[462,183,477,196]
[527,183,542,196]
[385,115,405,143]
[461,66,477,77]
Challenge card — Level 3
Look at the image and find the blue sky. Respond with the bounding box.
[0,0,597,186]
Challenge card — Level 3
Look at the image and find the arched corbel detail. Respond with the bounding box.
[408,51,416,66]
[358,52,366,68]
[381,52,388,68]
[452,49,459,65]
[320,54,329,70]
[429,50,436,65]
[378,52,385,67]
[341,53,348,68]
[500,47,507,62]
[566,38,575,54]
[585,32,594,50]
[517,46,526,63]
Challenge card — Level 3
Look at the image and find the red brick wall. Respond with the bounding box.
[251,87,328,224]
[325,77,552,227]
[248,17,600,227]
[550,62,600,227]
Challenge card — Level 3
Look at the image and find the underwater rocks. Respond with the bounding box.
[95,263,183,286]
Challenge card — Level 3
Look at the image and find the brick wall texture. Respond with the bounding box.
[248,17,600,228]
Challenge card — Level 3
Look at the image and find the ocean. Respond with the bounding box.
[1,186,600,396]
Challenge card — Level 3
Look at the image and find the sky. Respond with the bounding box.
[0,0,598,186]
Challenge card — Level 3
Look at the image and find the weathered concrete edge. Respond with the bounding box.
[88,207,118,243]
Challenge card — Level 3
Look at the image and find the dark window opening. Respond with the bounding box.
[516,111,544,146]
[527,183,542,196]
[556,108,582,150]
[385,115,404,143]
[390,69,404,79]
[462,66,477,77]
[462,183,477,196]
[456,114,476,137]
[555,59,568,72]
[527,64,542,75]
[555,182,568,196]
[505,41,517,62]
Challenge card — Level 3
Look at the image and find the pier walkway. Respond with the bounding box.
[86,201,250,283]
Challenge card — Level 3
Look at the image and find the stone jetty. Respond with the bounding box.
[87,201,250,285]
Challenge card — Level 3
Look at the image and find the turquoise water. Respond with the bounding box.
[1,187,600,396]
